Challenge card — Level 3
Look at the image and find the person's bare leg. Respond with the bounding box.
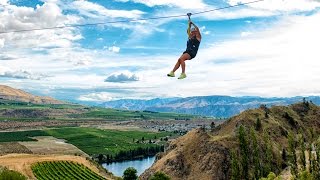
[179,53,191,73]
[172,60,180,72]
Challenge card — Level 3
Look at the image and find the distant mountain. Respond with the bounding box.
[102,96,320,118]
[102,97,181,110]
[0,85,64,104]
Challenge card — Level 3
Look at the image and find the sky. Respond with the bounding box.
[0,0,320,104]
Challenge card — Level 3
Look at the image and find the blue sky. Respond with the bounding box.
[0,0,320,104]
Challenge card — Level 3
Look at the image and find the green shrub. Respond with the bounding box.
[150,171,171,180]
[0,168,26,180]
[123,167,137,180]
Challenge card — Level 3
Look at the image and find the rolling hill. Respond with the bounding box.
[140,101,320,179]
[0,85,64,104]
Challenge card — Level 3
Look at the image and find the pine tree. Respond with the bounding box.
[255,118,262,131]
[281,148,287,169]
[288,132,297,177]
[314,145,320,179]
[210,121,215,132]
[238,125,249,179]
[250,128,260,179]
[282,148,287,162]
[309,144,315,177]
[230,150,240,180]
[299,135,306,171]
[262,132,273,177]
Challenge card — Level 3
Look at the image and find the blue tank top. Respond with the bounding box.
[186,36,200,55]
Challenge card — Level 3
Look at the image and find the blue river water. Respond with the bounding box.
[102,156,155,177]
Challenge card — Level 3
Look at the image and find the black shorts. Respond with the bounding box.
[183,50,197,59]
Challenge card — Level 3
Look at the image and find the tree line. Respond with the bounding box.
[231,124,320,179]
[231,125,280,180]
[96,145,165,163]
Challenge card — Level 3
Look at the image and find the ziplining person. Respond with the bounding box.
[167,14,202,79]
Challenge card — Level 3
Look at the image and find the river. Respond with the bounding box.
[102,156,155,177]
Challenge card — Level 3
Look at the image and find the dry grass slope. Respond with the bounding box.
[0,85,64,104]
[140,102,320,180]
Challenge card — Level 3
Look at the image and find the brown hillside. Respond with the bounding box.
[140,102,320,180]
[141,128,230,180]
[0,85,64,104]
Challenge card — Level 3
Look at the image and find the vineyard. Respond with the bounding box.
[32,161,105,180]
[45,127,171,156]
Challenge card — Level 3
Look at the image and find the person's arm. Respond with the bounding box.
[187,21,191,37]
[190,22,201,41]
[190,22,199,31]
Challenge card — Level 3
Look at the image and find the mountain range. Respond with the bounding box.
[102,96,320,118]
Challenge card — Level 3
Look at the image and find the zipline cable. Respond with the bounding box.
[192,0,264,15]
[0,0,265,35]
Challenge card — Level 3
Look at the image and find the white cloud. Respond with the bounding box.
[0,1,81,49]
[105,72,139,83]
[149,0,319,23]
[0,39,4,48]
[107,46,120,53]
[115,0,207,9]
[77,90,153,102]
[116,0,318,44]
[75,59,92,66]
[228,0,320,11]
[0,0,8,5]
[0,54,18,60]
[78,92,114,101]
[71,0,145,19]
[0,69,50,80]
[200,26,210,35]
[240,31,252,37]
[190,12,320,97]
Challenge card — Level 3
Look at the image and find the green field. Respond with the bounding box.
[70,108,197,120]
[0,100,84,109]
[0,127,171,156]
[45,127,171,156]
[0,130,49,142]
[32,161,105,180]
